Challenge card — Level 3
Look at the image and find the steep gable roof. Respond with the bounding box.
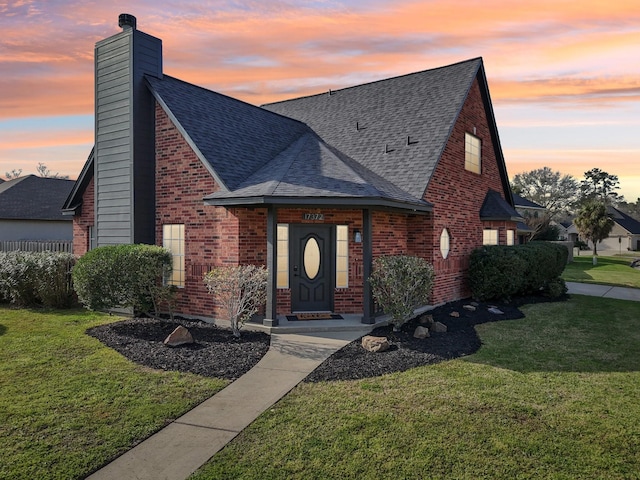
[146,75,310,191]
[607,206,640,234]
[262,58,483,200]
[0,175,74,221]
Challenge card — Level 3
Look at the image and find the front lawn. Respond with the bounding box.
[0,307,226,480]
[192,295,640,479]
[562,255,640,289]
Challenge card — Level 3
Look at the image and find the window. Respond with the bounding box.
[336,225,348,288]
[163,224,185,287]
[276,224,289,288]
[88,225,97,251]
[465,133,481,174]
[506,229,515,246]
[440,228,450,259]
[482,229,498,245]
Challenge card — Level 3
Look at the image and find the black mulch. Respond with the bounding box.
[88,294,567,383]
[87,319,270,381]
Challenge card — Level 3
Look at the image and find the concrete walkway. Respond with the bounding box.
[566,281,640,302]
[87,330,367,480]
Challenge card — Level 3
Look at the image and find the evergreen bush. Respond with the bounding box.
[72,244,174,316]
[469,242,568,301]
[0,251,76,308]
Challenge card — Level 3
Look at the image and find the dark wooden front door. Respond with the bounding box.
[290,225,334,312]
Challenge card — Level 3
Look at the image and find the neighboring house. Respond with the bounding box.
[591,206,640,253]
[0,175,74,244]
[512,193,545,243]
[63,15,521,325]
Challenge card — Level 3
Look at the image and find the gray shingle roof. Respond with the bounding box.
[262,58,483,199]
[204,132,431,210]
[512,193,545,209]
[146,75,309,191]
[607,206,640,234]
[0,175,74,221]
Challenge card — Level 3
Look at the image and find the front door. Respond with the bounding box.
[290,225,334,312]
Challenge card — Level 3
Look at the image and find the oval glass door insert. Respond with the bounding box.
[303,237,321,280]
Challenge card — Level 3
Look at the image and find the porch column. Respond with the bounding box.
[361,208,374,324]
[263,205,278,326]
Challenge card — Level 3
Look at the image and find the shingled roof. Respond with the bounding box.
[65,57,510,214]
[263,58,483,200]
[607,206,640,234]
[0,175,74,221]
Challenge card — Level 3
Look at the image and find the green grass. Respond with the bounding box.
[0,307,227,480]
[192,295,640,479]
[562,255,640,288]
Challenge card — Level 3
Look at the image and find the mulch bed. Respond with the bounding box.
[88,294,567,383]
[87,318,270,381]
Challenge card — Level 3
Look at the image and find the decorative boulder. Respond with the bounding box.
[463,304,476,311]
[361,335,390,353]
[449,311,460,318]
[488,307,504,315]
[413,326,430,339]
[419,314,434,326]
[163,325,194,347]
[431,321,447,333]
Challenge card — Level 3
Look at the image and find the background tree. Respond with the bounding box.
[617,198,640,220]
[35,162,69,179]
[5,163,69,180]
[573,200,614,260]
[511,166,579,240]
[579,168,623,206]
[5,169,22,180]
[511,166,579,219]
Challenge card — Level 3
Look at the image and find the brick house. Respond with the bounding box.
[63,15,520,326]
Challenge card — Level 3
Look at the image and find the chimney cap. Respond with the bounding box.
[118,13,137,30]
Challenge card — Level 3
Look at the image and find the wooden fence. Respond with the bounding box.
[0,240,73,254]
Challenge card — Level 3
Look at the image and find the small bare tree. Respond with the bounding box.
[204,265,268,337]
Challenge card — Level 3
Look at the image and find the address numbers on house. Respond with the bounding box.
[303,213,324,221]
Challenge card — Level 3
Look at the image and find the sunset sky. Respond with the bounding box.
[1,0,639,201]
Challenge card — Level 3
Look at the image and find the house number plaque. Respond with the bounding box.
[303,213,324,221]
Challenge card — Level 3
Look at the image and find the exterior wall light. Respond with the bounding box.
[354,229,362,243]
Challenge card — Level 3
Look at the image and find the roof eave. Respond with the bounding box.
[203,195,433,213]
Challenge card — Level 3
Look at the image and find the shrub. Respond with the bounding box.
[369,255,434,331]
[544,277,567,298]
[204,265,268,337]
[72,244,174,316]
[0,251,76,308]
[469,242,568,301]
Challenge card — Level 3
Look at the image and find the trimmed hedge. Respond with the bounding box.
[72,244,174,316]
[469,241,568,301]
[0,251,76,308]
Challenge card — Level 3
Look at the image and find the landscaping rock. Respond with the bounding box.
[419,314,434,326]
[488,307,504,315]
[431,322,447,333]
[449,311,460,318]
[630,258,640,270]
[163,325,194,347]
[463,305,476,311]
[413,326,430,339]
[361,335,390,353]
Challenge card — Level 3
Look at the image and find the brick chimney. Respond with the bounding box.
[94,14,162,246]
